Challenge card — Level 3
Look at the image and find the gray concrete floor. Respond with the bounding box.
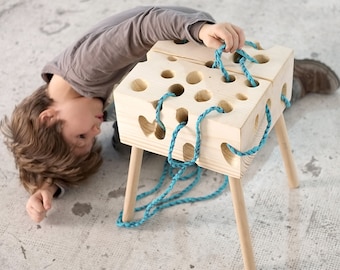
[1,0,340,269]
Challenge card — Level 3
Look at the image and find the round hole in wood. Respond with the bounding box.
[155,124,165,140]
[245,79,259,87]
[183,143,194,161]
[221,74,236,83]
[205,60,214,68]
[167,56,177,62]
[131,78,147,92]
[254,54,269,64]
[186,71,203,84]
[194,89,212,102]
[168,84,184,96]
[236,93,248,101]
[161,70,174,79]
[218,100,233,113]
[176,108,188,123]
[220,143,237,166]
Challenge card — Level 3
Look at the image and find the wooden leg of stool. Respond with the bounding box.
[122,146,144,222]
[229,177,256,270]
[274,114,299,188]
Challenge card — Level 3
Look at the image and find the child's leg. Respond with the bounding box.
[291,59,340,103]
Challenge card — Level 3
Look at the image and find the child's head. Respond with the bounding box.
[0,85,103,194]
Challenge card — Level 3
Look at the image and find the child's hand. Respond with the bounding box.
[198,22,245,53]
[26,183,57,223]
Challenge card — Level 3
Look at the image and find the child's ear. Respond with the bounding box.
[39,108,57,125]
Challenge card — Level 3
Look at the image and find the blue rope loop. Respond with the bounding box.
[212,41,259,86]
[168,106,224,168]
[227,104,272,156]
[245,40,258,49]
[281,94,291,108]
[155,92,176,131]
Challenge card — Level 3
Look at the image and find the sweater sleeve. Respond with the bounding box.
[42,6,215,100]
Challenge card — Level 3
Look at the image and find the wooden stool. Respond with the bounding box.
[114,41,299,270]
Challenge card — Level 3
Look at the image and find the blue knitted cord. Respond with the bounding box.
[212,45,231,81]
[227,104,271,156]
[245,40,258,49]
[116,106,229,228]
[281,94,291,108]
[239,57,257,87]
[212,41,259,85]
[155,92,176,131]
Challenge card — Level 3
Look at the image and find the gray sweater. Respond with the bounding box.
[41,6,215,102]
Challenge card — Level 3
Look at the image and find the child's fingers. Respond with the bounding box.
[26,204,46,223]
[26,195,47,223]
[204,36,225,51]
[216,24,245,53]
[199,23,246,53]
[41,191,52,211]
[233,25,246,49]
[219,27,237,52]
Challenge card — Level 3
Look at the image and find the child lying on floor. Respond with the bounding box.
[1,6,339,223]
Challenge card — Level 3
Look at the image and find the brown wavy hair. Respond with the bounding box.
[0,84,103,194]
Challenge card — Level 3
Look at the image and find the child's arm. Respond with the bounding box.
[26,182,59,223]
[42,6,246,104]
